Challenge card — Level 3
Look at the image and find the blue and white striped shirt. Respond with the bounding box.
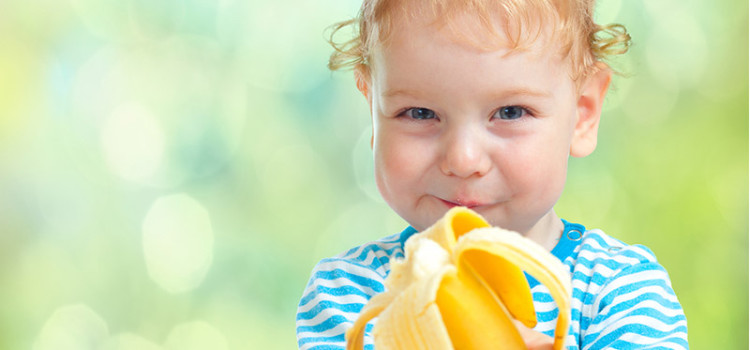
[296,220,688,349]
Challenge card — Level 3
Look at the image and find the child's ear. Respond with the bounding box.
[570,63,612,158]
[355,69,371,102]
[354,69,375,148]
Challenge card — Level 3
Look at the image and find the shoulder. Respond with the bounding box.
[569,228,676,302]
[567,229,688,349]
[570,229,661,278]
[331,229,410,278]
[296,228,415,349]
[300,230,408,302]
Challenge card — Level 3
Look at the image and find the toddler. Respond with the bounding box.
[297,0,688,348]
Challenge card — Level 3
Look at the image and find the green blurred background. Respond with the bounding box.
[0,0,746,349]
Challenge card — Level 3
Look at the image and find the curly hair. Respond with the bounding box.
[326,0,630,82]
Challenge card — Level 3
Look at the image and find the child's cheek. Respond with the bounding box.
[505,138,569,201]
[373,142,414,198]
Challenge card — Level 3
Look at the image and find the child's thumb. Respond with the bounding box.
[513,319,555,350]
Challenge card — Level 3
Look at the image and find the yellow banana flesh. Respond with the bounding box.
[345,207,572,350]
[436,264,525,349]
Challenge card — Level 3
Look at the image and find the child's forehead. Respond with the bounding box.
[374,0,562,50]
[370,7,568,75]
[369,1,569,68]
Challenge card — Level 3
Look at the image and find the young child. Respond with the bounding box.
[297,0,688,348]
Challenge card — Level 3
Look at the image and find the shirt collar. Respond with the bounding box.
[399,219,585,262]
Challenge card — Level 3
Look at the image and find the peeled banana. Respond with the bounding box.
[345,207,572,350]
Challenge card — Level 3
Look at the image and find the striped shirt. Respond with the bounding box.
[296,220,688,349]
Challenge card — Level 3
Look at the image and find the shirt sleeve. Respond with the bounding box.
[296,257,387,350]
[580,261,689,350]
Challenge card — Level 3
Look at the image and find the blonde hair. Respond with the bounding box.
[327,0,630,82]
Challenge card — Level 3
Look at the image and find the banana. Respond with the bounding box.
[345,207,572,350]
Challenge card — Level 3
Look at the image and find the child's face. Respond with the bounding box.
[363,14,606,235]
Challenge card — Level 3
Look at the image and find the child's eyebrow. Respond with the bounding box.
[493,87,553,99]
[383,89,425,99]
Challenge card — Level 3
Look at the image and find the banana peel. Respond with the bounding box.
[345,207,572,350]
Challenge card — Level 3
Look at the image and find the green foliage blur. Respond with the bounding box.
[0,0,745,349]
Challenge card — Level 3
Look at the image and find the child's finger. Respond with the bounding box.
[513,319,554,350]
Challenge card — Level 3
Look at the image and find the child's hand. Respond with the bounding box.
[514,320,555,350]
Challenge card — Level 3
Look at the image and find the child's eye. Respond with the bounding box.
[493,106,528,120]
[403,108,437,120]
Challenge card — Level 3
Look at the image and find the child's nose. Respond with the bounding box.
[438,128,491,178]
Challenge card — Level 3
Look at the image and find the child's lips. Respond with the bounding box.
[439,198,488,209]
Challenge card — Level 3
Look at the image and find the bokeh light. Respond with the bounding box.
[103,334,162,350]
[0,0,746,349]
[33,304,108,350]
[142,194,214,294]
[101,103,165,184]
[164,321,228,350]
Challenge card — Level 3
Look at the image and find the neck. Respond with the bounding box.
[524,209,564,251]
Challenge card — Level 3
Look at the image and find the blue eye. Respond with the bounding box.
[494,106,527,120]
[404,108,436,120]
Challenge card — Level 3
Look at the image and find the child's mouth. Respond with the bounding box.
[439,198,485,209]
